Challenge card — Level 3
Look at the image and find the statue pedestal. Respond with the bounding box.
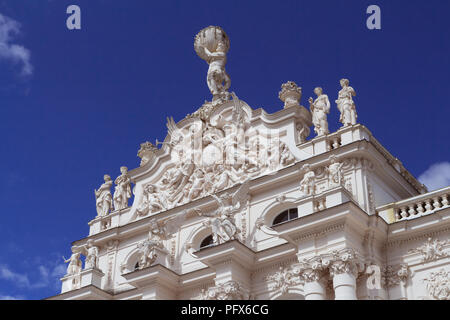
[80,268,104,289]
[60,268,104,293]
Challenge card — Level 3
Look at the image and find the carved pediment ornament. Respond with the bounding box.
[409,238,449,263]
[423,268,450,300]
[265,266,302,294]
[134,96,295,220]
[199,280,247,300]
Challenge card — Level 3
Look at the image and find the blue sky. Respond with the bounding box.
[0,0,449,300]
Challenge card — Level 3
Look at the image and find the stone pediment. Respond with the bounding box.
[127,94,309,222]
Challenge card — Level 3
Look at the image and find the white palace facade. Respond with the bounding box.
[49,26,450,300]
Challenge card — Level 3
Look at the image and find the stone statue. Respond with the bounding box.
[63,252,82,276]
[299,164,316,196]
[137,184,164,216]
[199,181,249,245]
[309,87,330,136]
[327,155,343,187]
[95,174,113,217]
[113,166,132,211]
[194,26,231,104]
[137,141,158,167]
[84,240,99,269]
[336,78,357,127]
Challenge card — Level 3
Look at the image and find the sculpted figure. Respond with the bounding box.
[84,240,99,269]
[203,40,231,101]
[137,184,164,216]
[95,174,113,217]
[194,26,231,103]
[299,164,316,196]
[279,141,295,166]
[63,252,82,276]
[187,168,205,201]
[137,141,158,167]
[113,166,132,211]
[200,181,249,245]
[309,87,330,136]
[327,155,343,187]
[213,164,240,193]
[336,78,357,126]
[136,240,157,269]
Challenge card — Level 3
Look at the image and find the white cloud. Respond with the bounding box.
[0,264,31,288]
[0,262,65,290]
[0,294,25,300]
[0,13,32,76]
[418,162,450,191]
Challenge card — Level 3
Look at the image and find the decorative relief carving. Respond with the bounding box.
[322,248,364,278]
[199,281,247,300]
[136,240,159,269]
[134,95,295,219]
[137,141,158,167]
[105,240,119,288]
[134,219,171,270]
[423,268,450,300]
[327,155,343,188]
[197,181,249,245]
[265,266,302,294]
[408,238,449,263]
[295,256,327,283]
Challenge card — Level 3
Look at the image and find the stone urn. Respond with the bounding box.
[279,81,302,109]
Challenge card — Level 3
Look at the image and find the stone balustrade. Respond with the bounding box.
[377,186,450,223]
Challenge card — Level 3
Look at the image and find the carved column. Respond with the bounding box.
[296,257,327,300]
[324,249,363,300]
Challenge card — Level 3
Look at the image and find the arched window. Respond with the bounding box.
[200,235,214,249]
[272,208,298,226]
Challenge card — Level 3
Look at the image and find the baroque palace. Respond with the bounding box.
[50,26,450,300]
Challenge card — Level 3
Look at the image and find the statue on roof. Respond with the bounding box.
[113,166,132,211]
[94,174,113,217]
[309,87,330,136]
[194,26,231,105]
[336,78,357,127]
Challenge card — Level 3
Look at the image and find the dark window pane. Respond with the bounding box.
[200,235,214,248]
[273,210,289,226]
[289,208,298,220]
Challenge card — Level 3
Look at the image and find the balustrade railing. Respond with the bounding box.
[377,186,450,222]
